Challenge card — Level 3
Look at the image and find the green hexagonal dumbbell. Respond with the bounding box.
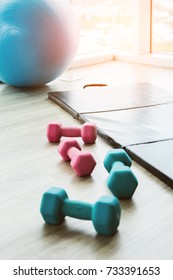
[104,149,138,199]
[40,187,121,235]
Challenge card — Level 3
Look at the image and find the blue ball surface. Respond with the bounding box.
[0,0,79,87]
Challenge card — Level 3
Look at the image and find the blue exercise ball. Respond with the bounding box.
[0,0,79,87]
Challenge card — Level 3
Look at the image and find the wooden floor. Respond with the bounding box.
[0,61,173,260]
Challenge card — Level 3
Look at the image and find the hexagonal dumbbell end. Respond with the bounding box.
[81,122,97,144]
[47,122,97,144]
[58,139,96,176]
[40,187,68,225]
[92,195,121,235]
[104,149,138,199]
[40,187,121,235]
[46,123,62,143]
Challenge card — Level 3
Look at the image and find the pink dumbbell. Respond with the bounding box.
[58,139,97,176]
[47,122,97,144]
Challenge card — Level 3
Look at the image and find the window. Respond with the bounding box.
[70,0,173,68]
[112,0,133,51]
[71,0,133,55]
[152,0,173,54]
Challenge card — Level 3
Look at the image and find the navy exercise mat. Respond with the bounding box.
[126,140,173,188]
[48,82,173,118]
[80,103,173,187]
[80,103,173,147]
[48,83,173,187]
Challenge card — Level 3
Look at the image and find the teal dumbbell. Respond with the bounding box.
[104,149,138,199]
[40,187,121,235]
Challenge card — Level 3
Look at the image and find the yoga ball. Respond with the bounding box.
[0,0,79,87]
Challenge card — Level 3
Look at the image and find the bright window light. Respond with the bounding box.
[112,0,133,51]
[152,0,173,54]
[70,0,173,68]
[71,0,133,55]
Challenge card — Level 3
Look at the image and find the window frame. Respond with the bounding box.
[69,0,173,69]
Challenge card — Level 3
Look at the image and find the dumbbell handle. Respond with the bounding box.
[67,146,81,160]
[63,199,92,220]
[108,160,131,173]
[112,161,125,169]
[61,127,81,137]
